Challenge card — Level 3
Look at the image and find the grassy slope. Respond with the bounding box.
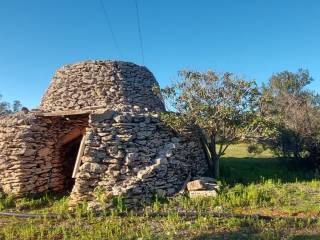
[0,144,320,239]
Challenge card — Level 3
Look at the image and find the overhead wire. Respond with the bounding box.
[99,0,123,59]
[134,0,145,65]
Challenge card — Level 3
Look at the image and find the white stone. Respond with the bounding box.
[189,190,218,198]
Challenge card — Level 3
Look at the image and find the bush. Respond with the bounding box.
[247,144,264,155]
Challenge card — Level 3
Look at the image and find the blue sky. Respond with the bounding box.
[0,0,319,108]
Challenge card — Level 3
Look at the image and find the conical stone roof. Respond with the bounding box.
[40,60,165,112]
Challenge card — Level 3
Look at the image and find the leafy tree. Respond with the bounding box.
[260,69,320,164]
[158,70,261,178]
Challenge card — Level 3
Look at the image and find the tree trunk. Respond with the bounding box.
[212,152,220,178]
[198,133,214,174]
[194,126,220,178]
[209,134,220,178]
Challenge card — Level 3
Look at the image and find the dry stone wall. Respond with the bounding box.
[0,113,88,195]
[0,110,207,208]
[70,110,207,208]
[0,113,59,194]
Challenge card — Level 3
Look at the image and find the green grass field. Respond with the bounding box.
[221,143,317,185]
[0,144,319,239]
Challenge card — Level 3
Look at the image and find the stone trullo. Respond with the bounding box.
[0,60,207,208]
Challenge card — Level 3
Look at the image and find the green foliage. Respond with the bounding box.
[160,70,262,177]
[247,143,265,155]
[0,94,23,115]
[267,69,312,95]
[0,195,15,211]
[12,100,22,112]
[112,196,127,214]
[1,181,319,240]
[218,182,274,208]
[0,192,68,212]
[162,70,260,137]
[0,94,11,116]
[260,69,320,165]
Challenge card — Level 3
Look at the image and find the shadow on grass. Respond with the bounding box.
[191,231,252,240]
[0,191,67,211]
[289,234,320,240]
[220,157,317,185]
[192,232,320,240]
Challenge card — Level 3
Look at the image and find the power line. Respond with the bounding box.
[134,0,145,65]
[99,0,123,59]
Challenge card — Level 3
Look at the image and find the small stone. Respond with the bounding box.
[167,188,176,195]
[125,152,139,161]
[113,114,125,123]
[23,149,37,157]
[80,162,106,174]
[95,150,107,159]
[155,157,168,165]
[87,201,103,212]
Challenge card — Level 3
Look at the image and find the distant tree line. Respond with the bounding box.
[156,69,320,178]
[0,94,22,115]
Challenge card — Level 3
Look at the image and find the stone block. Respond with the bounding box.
[189,190,218,198]
[91,110,116,123]
[187,178,219,191]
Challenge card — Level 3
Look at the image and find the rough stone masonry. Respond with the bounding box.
[0,60,207,209]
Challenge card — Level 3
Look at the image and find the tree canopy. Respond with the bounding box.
[0,94,22,116]
[260,69,320,163]
[157,68,320,177]
[158,70,261,177]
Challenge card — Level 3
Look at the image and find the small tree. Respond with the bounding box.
[159,70,261,178]
[12,100,22,112]
[0,94,11,116]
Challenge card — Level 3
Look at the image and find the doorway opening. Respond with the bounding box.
[61,135,83,193]
[49,112,89,194]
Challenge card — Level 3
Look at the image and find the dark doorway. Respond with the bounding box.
[61,135,83,193]
[44,112,89,194]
